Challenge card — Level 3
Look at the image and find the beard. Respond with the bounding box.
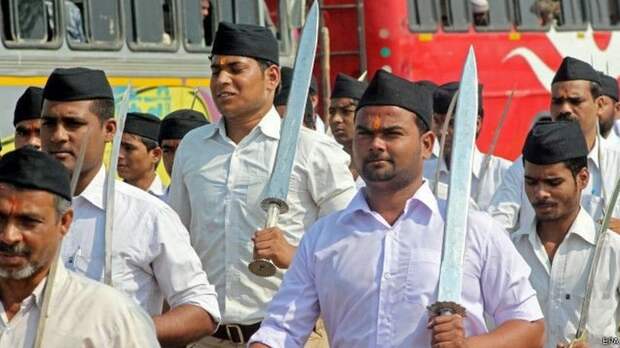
[0,242,40,280]
[362,157,396,182]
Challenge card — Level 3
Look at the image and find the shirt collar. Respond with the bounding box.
[588,136,600,170]
[337,181,440,226]
[437,146,483,178]
[202,106,281,141]
[513,207,597,246]
[77,166,106,210]
[147,175,166,196]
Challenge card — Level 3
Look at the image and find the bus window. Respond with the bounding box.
[1,0,61,47]
[555,0,587,30]
[472,0,512,31]
[66,0,122,49]
[407,0,438,32]
[441,0,470,32]
[126,0,177,51]
[590,0,620,29]
[215,0,262,25]
[514,0,553,31]
[183,0,215,51]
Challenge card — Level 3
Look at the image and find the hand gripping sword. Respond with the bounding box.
[248,2,320,277]
[428,47,479,317]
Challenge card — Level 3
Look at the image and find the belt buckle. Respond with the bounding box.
[225,324,245,343]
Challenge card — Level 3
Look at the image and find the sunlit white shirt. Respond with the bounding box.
[62,167,221,321]
[488,138,620,232]
[423,146,511,210]
[512,208,620,348]
[250,182,543,347]
[147,174,168,202]
[0,262,159,347]
[169,107,356,324]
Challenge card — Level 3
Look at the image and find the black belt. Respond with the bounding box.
[213,322,261,344]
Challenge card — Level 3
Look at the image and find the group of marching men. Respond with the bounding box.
[0,17,619,348]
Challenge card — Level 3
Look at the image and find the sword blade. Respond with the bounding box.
[436,47,479,307]
[103,86,131,286]
[261,2,319,213]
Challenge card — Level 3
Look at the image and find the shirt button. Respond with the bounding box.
[384,273,391,280]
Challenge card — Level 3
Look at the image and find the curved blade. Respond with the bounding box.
[436,47,478,305]
[261,2,319,214]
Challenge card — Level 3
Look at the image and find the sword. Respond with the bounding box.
[570,173,620,346]
[432,90,459,195]
[34,127,91,348]
[428,47,478,317]
[248,2,320,277]
[473,86,515,202]
[103,86,131,286]
[357,70,367,81]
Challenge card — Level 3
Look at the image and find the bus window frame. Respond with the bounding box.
[441,0,471,33]
[513,0,551,32]
[1,0,62,49]
[554,0,588,31]
[183,0,215,52]
[66,0,123,51]
[473,0,513,32]
[407,0,439,33]
[588,0,620,30]
[126,0,180,53]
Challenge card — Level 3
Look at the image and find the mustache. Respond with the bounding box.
[0,242,31,256]
[532,200,557,208]
[555,113,578,122]
[363,153,393,164]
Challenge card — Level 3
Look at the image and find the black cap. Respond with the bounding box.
[433,81,484,115]
[331,73,368,100]
[277,67,318,102]
[14,87,43,126]
[124,112,161,142]
[159,109,209,143]
[523,120,588,165]
[599,72,619,101]
[43,67,114,102]
[0,147,71,201]
[357,70,433,129]
[274,85,313,118]
[212,22,279,65]
[552,57,600,85]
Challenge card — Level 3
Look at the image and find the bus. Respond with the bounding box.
[319,0,620,160]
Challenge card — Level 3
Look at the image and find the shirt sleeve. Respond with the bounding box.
[108,295,161,347]
[305,138,356,217]
[249,227,322,347]
[149,207,222,324]
[486,159,524,233]
[480,218,544,325]
[168,140,192,229]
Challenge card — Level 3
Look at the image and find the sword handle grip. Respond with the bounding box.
[264,203,280,228]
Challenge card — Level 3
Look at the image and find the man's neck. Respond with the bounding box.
[126,171,156,191]
[74,162,102,196]
[224,104,272,144]
[0,266,49,321]
[585,129,597,152]
[536,207,580,262]
[365,177,424,226]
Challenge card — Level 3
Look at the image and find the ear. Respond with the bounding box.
[103,118,117,143]
[150,146,162,164]
[576,166,589,190]
[264,65,280,93]
[59,208,74,237]
[615,101,620,115]
[420,130,435,160]
[595,96,606,116]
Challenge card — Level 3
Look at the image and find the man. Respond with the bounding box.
[40,67,221,347]
[598,72,620,147]
[248,69,545,348]
[471,0,490,26]
[13,86,43,150]
[489,56,620,233]
[512,120,620,348]
[424,81,511,210]
[169,22,355,347]
[274,66,316,130]
[118,112,166,200]
[328,73,368,182]
[159,108,209,175]
[0,147,159,347]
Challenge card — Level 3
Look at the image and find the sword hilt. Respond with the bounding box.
[427,301,467,317]
[249,199,290,277]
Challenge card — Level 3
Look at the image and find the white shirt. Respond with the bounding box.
[249,183,543,347]
[0,263,160,348]
[512,208,620,348]
[147,174,168,202]
[169,107,356,324]
[423,146,511,210]
[488,138,620,232]
[62,167,221,321]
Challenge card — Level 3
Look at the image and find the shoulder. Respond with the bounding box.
[466,209,513,253]
[297,128,350,162]
[115,181,181,222]
[490,154,512,171]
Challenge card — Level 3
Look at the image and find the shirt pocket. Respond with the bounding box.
[582,194,604,223]
[405,249,441,306]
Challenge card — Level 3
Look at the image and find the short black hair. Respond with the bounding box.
[140,137,159,151]
[414,114,430,134]
[89,99,115,122]
[590,81,602,99]
[563,156,588,178]
[255,58,278,72]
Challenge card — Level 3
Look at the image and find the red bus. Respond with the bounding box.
[318,0,620,160]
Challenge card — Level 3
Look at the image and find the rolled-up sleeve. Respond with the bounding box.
[482,220,543,324]
[487,159,524,233]
[249,228,321,347]
[150,208,221,324]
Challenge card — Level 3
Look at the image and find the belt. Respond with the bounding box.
[212,322,261,344]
